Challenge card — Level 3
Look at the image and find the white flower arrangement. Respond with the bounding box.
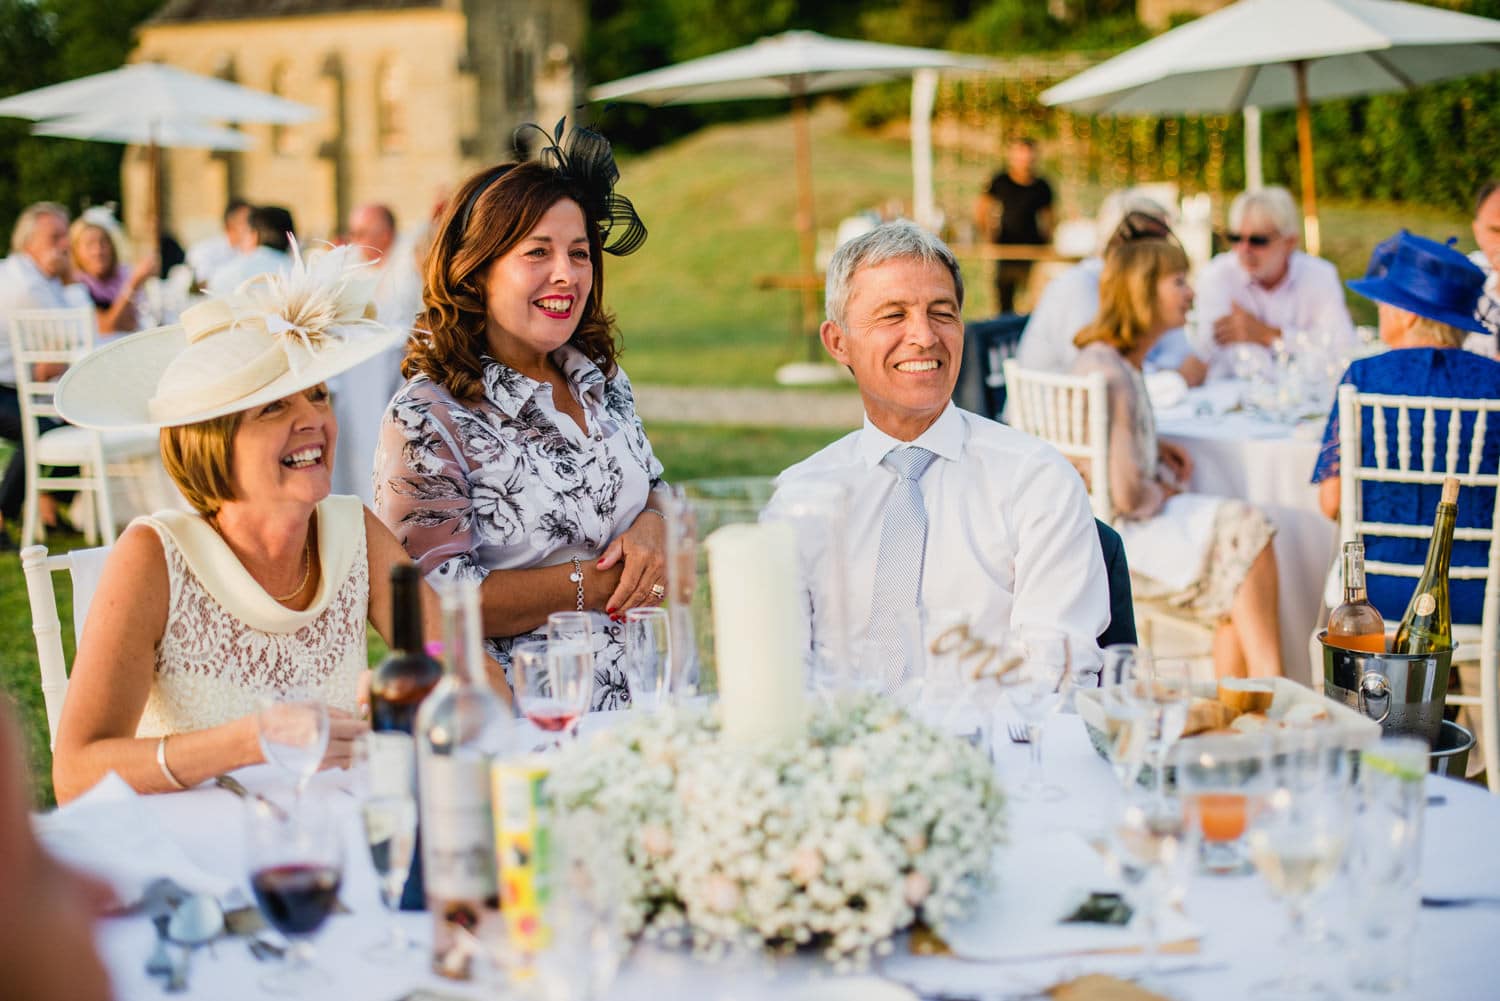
[546,695,1005,964]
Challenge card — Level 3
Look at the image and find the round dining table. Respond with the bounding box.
[1154,382,1335,685]
[54,709,1500,1001]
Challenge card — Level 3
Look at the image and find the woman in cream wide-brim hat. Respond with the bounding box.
[49,247,507,804]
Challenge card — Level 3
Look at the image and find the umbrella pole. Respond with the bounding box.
[1293,61,1320,257]
[791,86,819,354]
[146,132,161,269]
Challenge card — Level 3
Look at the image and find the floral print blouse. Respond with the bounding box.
[374,345,664,710]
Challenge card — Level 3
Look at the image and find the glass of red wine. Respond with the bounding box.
[246,796,345,993]
[512,638,594,748]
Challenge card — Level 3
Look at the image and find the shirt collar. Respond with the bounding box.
[857,402,966,470]
[480,342,607,419]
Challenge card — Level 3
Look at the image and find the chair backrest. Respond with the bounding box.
[19,543,111,749]
[1003,360,1112,521]
[8,307,97,439]
[954,314,1028,419]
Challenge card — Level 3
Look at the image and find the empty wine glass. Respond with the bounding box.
[256,691,330,801]
[512,639,594,747]
[1002,626,1072,801]
[623,607,672,711]
[352,732,418,961]
[246,796,345,994]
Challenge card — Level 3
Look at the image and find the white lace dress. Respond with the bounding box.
[134,495,369,738]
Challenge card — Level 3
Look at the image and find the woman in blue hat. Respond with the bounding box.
[1312,231,1500,625]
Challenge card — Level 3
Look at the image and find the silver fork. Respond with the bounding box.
[1007,722,1031,744]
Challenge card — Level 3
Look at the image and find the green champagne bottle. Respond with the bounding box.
[1392,477,1458,655]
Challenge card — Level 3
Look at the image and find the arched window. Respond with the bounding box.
[376,57,406,154]
[269,62,295,156]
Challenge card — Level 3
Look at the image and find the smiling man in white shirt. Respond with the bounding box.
[775,221,1109,685]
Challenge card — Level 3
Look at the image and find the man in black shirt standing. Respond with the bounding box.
[975,136,1054,314]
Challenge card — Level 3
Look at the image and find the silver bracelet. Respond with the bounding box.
[639,507,667,524]
[569,556,585,611]
[156,735,187,790]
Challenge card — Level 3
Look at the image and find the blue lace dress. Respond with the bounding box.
[1312,347,1500,623]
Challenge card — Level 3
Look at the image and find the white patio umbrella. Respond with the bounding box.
[0,62,316,247]
[1041,0,1500,255]
[592,31,992,338]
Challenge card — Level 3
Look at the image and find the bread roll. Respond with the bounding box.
[1217,677,1275,714]
[1230,711,1270,734]
[1183,697,1236,736]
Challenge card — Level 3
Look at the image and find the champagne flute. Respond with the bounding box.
[512,640,594,747]
[352,732,418,961]
[256,691,330,802]
[246,796,345,994]
[623,607,672,711]
[1002,626,1072,802]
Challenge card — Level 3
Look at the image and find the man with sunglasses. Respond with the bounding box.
[1194,186,1353,374]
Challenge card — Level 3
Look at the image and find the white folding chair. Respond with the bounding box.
[9,307,157,547]
[1004,360,1214,665]
[1337,383,1500,791]
[19,543,111,749]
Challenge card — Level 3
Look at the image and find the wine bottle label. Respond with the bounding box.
[420,754,498,899]
[1415,593,1436,616]
[366,732,416,798]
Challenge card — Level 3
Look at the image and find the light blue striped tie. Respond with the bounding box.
[866,446,938,693]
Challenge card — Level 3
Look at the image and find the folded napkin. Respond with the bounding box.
[33,772,236,909]
[940,832,1199,963]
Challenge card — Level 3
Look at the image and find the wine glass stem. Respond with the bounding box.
[1027,723,1044,787]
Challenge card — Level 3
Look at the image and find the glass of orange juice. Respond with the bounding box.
[1172,733,1271,875]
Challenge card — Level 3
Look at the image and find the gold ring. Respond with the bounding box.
[650,583,666,599]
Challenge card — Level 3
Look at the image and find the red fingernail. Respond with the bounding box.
[606,607,616,614]
[597,559,607,567]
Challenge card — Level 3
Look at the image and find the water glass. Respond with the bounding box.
[1092,789,1193,987]
[1171,732,1270,875]
[1099,644,1153,789]
[1347,737,1427,994]
[246,796,345,994]
[660,485,700,697]
[1002,627,1071,801]
[352,732,418,959]
[761,480,853,695]
[855,610,926,705]
[623,607,672,711]
[256,692,330,800]
[512,639,594,747]
[1139,657,1192,799]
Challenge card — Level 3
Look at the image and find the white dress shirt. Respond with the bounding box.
[1017,256,1189,374]
[774,403,1110,673]
[207,246,289,298]
[185,234,236,285]
[0,254,88,384]
[1194,250,1355,375]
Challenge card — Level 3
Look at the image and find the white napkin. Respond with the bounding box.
[1144,370,1189,411]
[941,832,1199,962]
[1114,493,1221,592]
[33,772,236,908]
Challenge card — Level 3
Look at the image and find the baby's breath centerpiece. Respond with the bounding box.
[547,695,1005,964]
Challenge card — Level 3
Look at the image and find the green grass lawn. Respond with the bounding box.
[0,423,843,809]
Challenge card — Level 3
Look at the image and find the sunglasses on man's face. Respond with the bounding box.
[1228,232,1276,248]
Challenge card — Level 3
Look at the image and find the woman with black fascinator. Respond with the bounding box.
[374,122,665,710]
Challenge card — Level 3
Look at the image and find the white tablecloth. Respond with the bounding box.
[76,715,1500,1001]
[1156,387,1334,684]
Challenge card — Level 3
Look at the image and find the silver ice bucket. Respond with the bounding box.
[1430,720,1474,777]
[1320,632,1451,747]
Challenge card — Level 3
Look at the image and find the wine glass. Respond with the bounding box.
[256,691,330,801]
[1093,789,1194,989]
[512,640,594,747]
[1001,626,1072,801]
[546,610,594,650]
[623,607,672,711]
[1138,657,1192,800]
[1171,732,1270,875]
[856,610,927,706]
[351,732,419,961]
[1099,644,1153,789]
[246,796,345,994]
[1247,731,1350,999]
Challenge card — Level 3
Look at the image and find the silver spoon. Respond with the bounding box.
[165,894,225,993]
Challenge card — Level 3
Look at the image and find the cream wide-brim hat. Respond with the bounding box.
[56,250,406,431]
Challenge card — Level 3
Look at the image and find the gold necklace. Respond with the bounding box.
[272,538,313,602]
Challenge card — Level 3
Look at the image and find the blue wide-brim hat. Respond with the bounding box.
[1347,230,1488,335]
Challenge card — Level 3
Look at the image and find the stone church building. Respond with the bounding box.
[126,0,587,247]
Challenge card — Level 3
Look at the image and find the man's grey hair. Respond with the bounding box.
[1229,186,1299,239]
[824,220,964,327]
[10,202,69,254]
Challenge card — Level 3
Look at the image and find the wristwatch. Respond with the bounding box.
[569,556,585,611]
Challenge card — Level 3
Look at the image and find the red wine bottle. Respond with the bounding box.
[370,562,443,733]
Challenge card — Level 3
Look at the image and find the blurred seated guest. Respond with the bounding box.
[47,249,488,804]
[376,124,665,712]
[187,199,251,286]
[1017,191,1200,383]
[1467,179,1500,350]
[1312,231,1500,623]
[1072,238,1283,679]
[69,209,156,333]
[0,703,113,1001]
[0,202,88,544]
[207,205,294,297]
[1194,186,1354,377]
[776,222,1109,680]
[331,203,420,504]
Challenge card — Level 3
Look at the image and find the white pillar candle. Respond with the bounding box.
[705,521,808,745]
